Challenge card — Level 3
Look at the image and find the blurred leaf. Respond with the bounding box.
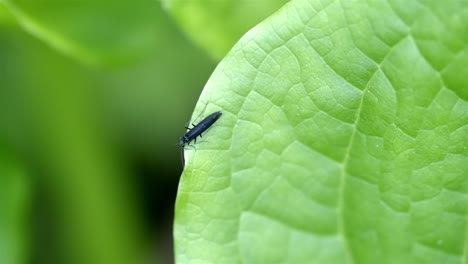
[163,0,290,60]
[0,3,16,25]
[0,25,145,264]
[0,2,214,262]
[174,0,468,263]
[98,7,215,168]
[0,145,29,264]
[2,0,162,65]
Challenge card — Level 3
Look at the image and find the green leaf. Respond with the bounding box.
[0,4,214,261]
[174,0,468,263]
[0,3,16,25]
[0,26,145,264]
[2,0,162,65]
[163,0,290,60]
[0,145,29,264]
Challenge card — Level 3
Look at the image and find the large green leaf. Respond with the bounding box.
[163,0,290,60]
[174,0,468,263]
[2,0,162,65]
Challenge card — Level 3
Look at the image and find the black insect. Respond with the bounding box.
[179,111,222,148]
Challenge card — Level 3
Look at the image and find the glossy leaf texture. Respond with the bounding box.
[163,0,290,60]
[174,0,468,263]
[2,0,162,65]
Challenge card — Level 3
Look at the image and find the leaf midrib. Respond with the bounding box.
[336,68,380,264]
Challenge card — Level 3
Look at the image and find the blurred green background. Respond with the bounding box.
[0,0,288,263]
[0,1,215,264]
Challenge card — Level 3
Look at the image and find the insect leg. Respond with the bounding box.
[184,120,191,130]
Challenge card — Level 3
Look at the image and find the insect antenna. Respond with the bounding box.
[187,103,209,127]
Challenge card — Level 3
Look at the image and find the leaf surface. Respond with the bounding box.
[174,0,468,263]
